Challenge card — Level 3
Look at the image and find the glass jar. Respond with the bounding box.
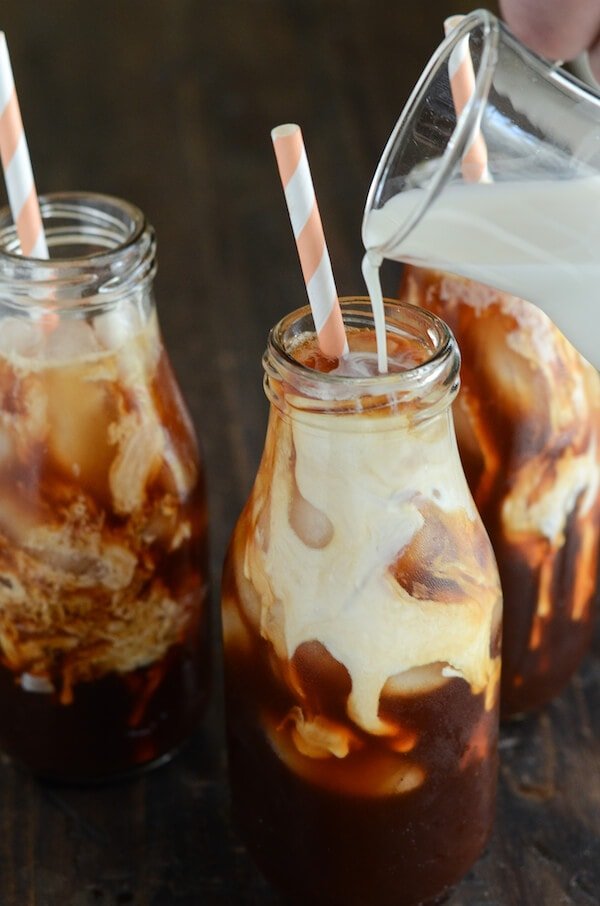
[0,193,210,781]
[222,299,502,906]
[400,265,600,716]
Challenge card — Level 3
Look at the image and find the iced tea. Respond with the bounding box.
[400,265,600,715]
[0,194,210,780]
[222,301,501,905]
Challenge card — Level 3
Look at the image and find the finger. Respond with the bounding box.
[499,0,600,61]
[586,41,600,82]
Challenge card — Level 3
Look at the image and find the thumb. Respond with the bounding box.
[569,49,600,88]
[584,45,600,85]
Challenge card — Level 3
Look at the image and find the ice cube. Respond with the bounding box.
[389,763,425,794]
[0,317,44,357]
[289,486,333,549]
[382,662,450,698]
[46,367,117,494]
[45,319,101,361]
[109,415,164,513]
[94,303,143,351]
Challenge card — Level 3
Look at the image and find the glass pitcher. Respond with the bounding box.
[222,299,502,906]
[362,8,600,368]
[0,193,210,780]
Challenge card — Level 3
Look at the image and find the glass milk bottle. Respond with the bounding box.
[0,193,210,780]
[400,266,600,716]
[222,299,502,906]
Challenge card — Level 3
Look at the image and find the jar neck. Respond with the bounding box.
[263,299,460,426]
[0,192,156,314]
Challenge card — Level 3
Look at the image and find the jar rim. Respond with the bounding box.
[0,192,156,310]
[0,191,148,268]
[266,297,459,404]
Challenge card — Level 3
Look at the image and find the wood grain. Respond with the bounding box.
[0,1,598,903]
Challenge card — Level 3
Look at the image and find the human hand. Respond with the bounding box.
[500,0,600,79]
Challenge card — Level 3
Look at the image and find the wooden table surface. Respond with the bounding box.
[1,1,599,904]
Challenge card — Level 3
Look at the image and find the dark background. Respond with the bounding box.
[0,1,599,904]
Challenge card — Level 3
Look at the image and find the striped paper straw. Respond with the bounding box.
[444,16,491,184]
[0,32,48,258]
[271,124,348,358]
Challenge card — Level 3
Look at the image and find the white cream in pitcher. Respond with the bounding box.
[362,177,600,369]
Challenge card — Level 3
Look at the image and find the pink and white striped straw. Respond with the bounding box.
[271,124,348,358]
[0,32,48,258]
[444,16,491,184]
